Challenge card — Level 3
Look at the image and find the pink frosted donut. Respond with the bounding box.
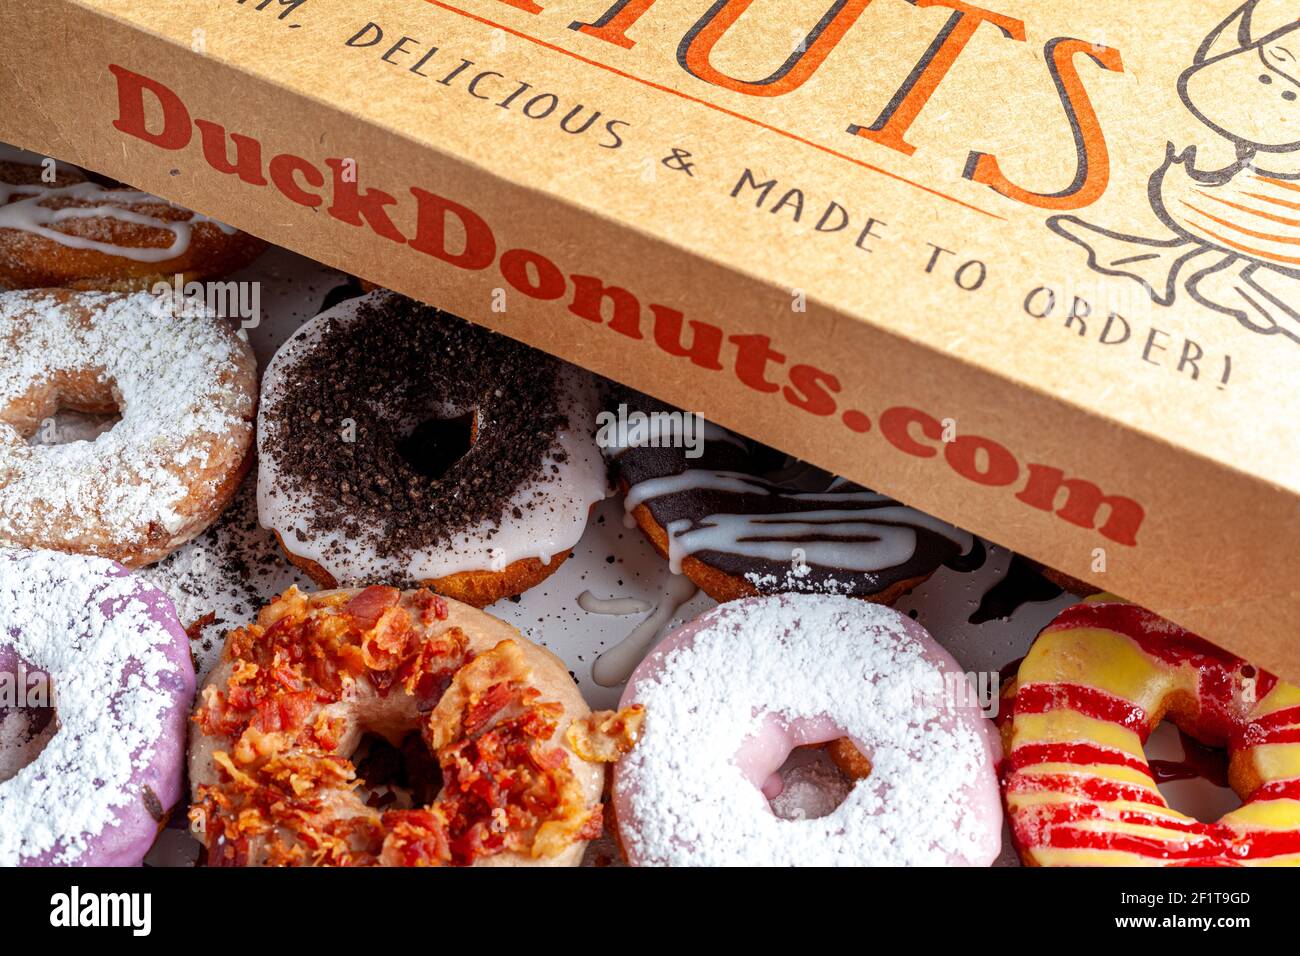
[0,548,195,865]
[612,594,1003,865]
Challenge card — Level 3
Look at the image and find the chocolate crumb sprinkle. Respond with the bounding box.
[263,295,568,565]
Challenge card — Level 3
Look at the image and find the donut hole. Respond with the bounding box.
[351,730,443,811]
[738,715,869,822]
[0,667,57,783]
[24,407,122,447]
[9,376,124,447]
[766,744,858,821]
[1146,721,1243,823]
[396,409,477,481]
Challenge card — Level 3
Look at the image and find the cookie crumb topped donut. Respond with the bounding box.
[0,145,265,291]
[612,594,1003,866]
[257,291,606,605]
[0,548,195,866]
[0,289,257,566]
[189,585,604,866]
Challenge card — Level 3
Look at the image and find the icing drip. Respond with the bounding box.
[0,148,234,262]
[592,574,698,687]
[577,590,652,615]
[967,554,1065,624]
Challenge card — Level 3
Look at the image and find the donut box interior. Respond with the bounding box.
[3,0,1298,676]
[0,0,1298,871]
[1,242,1234,867]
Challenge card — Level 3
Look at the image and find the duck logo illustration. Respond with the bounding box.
[1049,1,1300,345]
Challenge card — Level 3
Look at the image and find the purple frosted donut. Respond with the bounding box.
[0,548,195,865]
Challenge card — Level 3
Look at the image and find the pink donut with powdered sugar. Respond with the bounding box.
[0,548,195,865]
[612,594,1003,866]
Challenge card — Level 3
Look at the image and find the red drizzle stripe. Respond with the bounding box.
[1246,727,1300,747]
[1250,779,1300,802]
[1010,742,1152,778]
[1035,828,1226,861]
[1034,825,1300,862]
[1252,705,1300,730]
[1014,682,1151,739]
[1047,603,1247,670]
[1004,772,1163,806]
[1019,802,1214,836]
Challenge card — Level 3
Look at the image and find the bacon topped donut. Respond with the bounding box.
[189,585,604,866]
[1001,600,1300,866]
[0,145,264,290]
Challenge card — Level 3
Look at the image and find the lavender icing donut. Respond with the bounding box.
[0,548,195,865]
[612,594,1003,866]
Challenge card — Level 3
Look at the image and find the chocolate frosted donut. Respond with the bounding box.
[258,292,606,606]
[605,391,982,604]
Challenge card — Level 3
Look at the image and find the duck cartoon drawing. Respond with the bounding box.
[1049,1,1300,344]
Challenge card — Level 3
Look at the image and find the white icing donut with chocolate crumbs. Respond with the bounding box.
[612,594,1004,866]
[256,292,607,606]
[0,289,257,567]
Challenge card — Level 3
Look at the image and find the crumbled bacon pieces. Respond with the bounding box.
[190,586,600,867]
[566,705,646,763]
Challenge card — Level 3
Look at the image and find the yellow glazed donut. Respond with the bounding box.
[1001,599,1300,866]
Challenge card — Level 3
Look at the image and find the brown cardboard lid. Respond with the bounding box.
[2,0,1298,675]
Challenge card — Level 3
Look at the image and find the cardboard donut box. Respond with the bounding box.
[2,0,1298,678]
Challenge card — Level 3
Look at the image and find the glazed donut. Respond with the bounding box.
[189,584,605,866]
[0,145,265,290]
[0,548,195,865]
[0,289,257,566]
[611,594,1004,865]
[257,291,606,606]
[1001,599,1300,865]
[605,391,982,604]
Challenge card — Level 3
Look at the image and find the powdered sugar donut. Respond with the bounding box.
[257,292,606,606]
[0,548,195,865]
[612,594,1003,865]
[0,145,265,291]
[0,288,257,566]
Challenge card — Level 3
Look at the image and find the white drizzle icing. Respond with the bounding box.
[0,146,234,262]
[592,574,697,687]
[625,468,974,576]
[577,590,652,616]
